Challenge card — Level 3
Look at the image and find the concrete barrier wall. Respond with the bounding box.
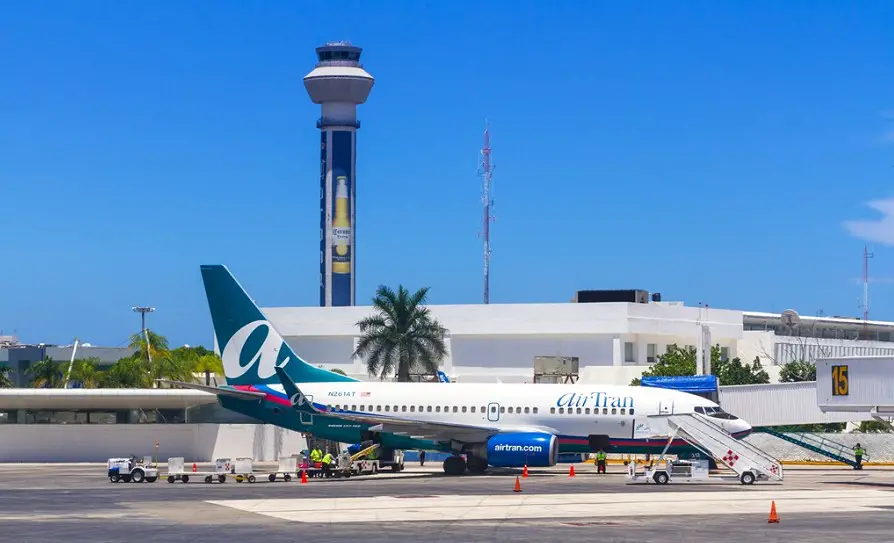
[0,424,308,463]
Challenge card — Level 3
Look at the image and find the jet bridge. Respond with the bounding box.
[816,356,894,430]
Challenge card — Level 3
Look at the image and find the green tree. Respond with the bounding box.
[329,368,347,376]
[67,357,101,388]
[353,285,449,381]
[194,353,224,385]
[0,365,13,388]
[129,330,170,363]
[857,420,892,433]
[100,357,151,388]
[27,358,64,388]
[631,344,770,386]
[714,355,770,385]
[779,360,816,382]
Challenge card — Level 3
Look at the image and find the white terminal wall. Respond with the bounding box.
[0,424,308,463]
[262,302,744,384]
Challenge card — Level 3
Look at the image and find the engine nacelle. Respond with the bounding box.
[479,432,559,468]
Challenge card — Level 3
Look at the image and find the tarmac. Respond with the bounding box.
[1,462,893,542]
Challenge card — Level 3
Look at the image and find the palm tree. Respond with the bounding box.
[129,330,170,363]
[194,353,224,385]
[67,358,101,388]
[353,285,449,382]
[27,358,64,388]
[0,366,13,388]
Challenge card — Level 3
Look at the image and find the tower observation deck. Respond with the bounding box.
[304,42,374,307]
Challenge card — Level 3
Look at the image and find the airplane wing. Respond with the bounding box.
[157,379,267,401]
[274,368,550,444]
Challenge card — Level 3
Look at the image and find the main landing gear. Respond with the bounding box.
[442,454,488,475]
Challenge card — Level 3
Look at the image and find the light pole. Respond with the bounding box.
[132,306,155,363]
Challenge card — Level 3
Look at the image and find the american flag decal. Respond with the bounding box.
[360,392,371,397]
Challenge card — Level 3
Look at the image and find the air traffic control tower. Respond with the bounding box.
[304,42,374,307]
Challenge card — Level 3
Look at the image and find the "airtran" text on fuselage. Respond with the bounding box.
[556,392,635,409]
[493,444,543,452]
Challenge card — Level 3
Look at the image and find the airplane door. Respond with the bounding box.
[658,399,674,415]
[487,402,500,422]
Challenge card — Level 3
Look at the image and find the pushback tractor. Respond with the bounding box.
[107,456,159,483]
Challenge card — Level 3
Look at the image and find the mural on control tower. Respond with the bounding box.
[319,130,355,307]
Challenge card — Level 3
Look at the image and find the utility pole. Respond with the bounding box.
[478,121,495,304]
[132,306,155,363]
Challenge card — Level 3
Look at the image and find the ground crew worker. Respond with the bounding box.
[310,447,323,477]
[321,452,334,477]
[853,443,866,470]
[419,450,426,466]
[596,449,607,474]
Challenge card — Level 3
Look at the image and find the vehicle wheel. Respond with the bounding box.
[391,464,401,473]
[218,475,226,483]
[167,476,175,483]
[741,472,756,485]
[248,475,256,483]
[442,455,467,476]
[268,473,276,483]
[284,474,291,482]
[130,469,145,483]
[121,475,132,483]
[110,474,120,483]
[205,475,213,484]
[654,472,669,485]
[146,477,157,483]
[181,475,189,483]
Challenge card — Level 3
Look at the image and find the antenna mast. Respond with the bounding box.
[478,121,495,304]
[863,245,874,338]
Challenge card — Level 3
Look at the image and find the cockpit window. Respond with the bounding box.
[696,406,739,419]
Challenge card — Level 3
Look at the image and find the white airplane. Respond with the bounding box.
[172,265,753,476]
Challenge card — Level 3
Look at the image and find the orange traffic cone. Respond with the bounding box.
[522,465,529,478]
[569,465,576,477]
[301,470,308,484]
[513,476,522,493]
[768,501,780,524]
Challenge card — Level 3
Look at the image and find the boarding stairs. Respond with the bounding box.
[665,414,784,483]
[758,427,863,468]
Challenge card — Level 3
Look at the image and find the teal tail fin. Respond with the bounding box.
[200,265,358,386]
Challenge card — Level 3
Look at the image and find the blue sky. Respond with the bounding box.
[2,1,893,348]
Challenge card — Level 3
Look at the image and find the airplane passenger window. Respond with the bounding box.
[576,408,582,415]
[490,406,496,413]
[585,408,590,415]
[480,406,485,413]
[394,406,398,412]
[500,407,505,413]
[351,405,356,411]
[533,407,538,414]
[436,406,441,412]
[506,407,512,414]
[453,406,458,413]
[462,406,467,413]
[444,406,449,412]
[402,406,407,412]
[377,405,382,411]
[471,407,476,413]
[611,408,617,415]
[427,406,432,412]
[524,407,530,414]
[359,405,365,411]
[559,408,565,414]
[550,408,556,414]
[419,406,424,412]
[410,406,415,412]
[630,408,635,415]
[603,408,608,415]
[516,406,521,413]
[385,405,390,412]
[620,408,626,415]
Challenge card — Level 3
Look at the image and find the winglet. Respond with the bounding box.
[275,366,322,414]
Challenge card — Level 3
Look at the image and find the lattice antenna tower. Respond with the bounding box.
[478,120,496,304]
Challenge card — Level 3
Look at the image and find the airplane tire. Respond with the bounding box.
[443,455,467,476]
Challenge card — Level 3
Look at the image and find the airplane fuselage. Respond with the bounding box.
[221,381,752,456]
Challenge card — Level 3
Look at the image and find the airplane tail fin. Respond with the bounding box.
[200,265,358,386]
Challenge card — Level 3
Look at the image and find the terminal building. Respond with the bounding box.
[261,289,894,385]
